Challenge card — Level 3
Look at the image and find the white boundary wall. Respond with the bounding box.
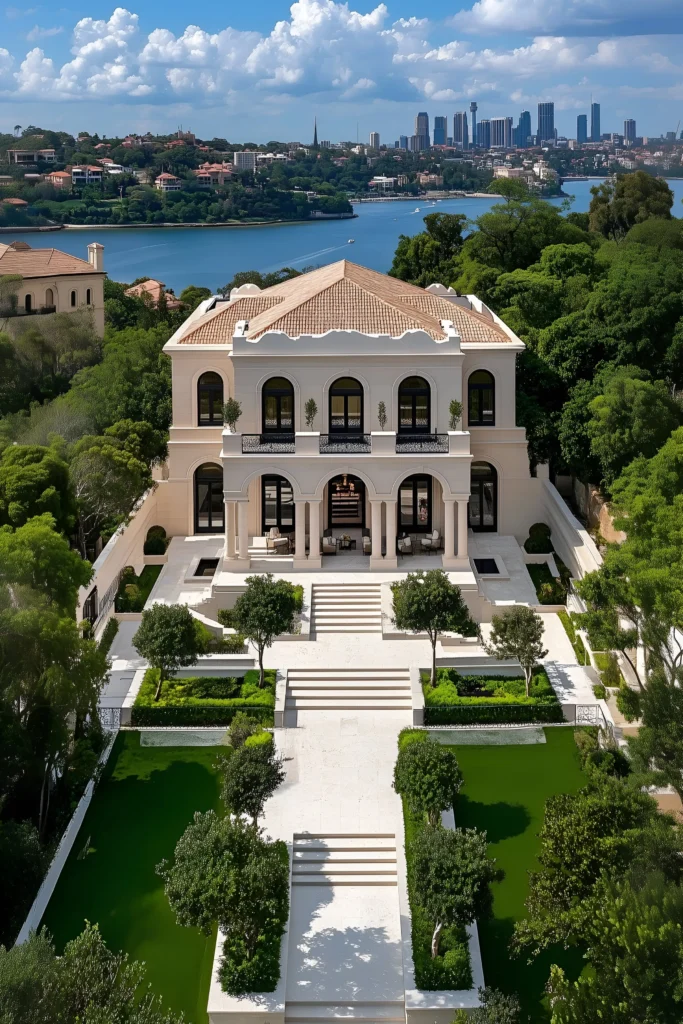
[541,480,602,579]
[15,729,118,945]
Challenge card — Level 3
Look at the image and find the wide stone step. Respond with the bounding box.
[286,699,411,710]
[294,851,397,862]
[292,873,398,886]
[285,1001,405,1022]
[288,689,409,700]
[289,682,410,690]
[288,668,408,676]
[314,625,380,633]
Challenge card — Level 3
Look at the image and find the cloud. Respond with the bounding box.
[450,0,682,35]
[26,25,63,41]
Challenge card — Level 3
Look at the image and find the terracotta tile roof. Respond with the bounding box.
[176,260,512,345]
[0,242,101,277]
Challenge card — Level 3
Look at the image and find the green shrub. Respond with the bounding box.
[292,585,304,613]
[147,525,167,541]
[222,632,247,653]
[398,728,427,752]
[524,522,552,553]
[98,617,119,656]
[593,684,607,700]
[143,536,166,555]
[228,712,264,748]
[527,563,566,604]
[217,608,236,628]
[114,565,162,612]
[601,653,622,688]
[131,668,276,726]
[219,930,284,996]
[421,668,562,725]
[558,610,590,665]
[574,727,599,757]
[244,730,273,749]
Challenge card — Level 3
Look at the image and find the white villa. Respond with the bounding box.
[157,260,545,572]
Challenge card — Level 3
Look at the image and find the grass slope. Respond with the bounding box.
[41,733,224,1023]
[450,728,586,1023]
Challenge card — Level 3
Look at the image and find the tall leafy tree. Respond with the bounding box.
[218,741,285,825]
[133,603,203,701]
[484,607,546,696]
[233,574,298,687]
[389,213,467,288]
[588,172,673,240]
[0,444,75,532]
[393,741,463,827]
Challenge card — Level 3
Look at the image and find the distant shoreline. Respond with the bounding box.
[0,213,357,234]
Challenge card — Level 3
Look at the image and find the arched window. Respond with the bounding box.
[45,288,54,308]
[70,290,77,308]
[197,372,224,426]
[469,462,497,532]
[399,474,432,533]
[194,463,224,534]
[86,288,92,305]
[398,376,430,434]
[262,377,294,433]
[24,294,32,313]
[329,377,363,434]
[262,475,295,533]
[468,370,495,426]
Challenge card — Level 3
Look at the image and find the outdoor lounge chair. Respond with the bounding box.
[322,529,337,555]
[362,528,372,555]
[420,529,441,553]
[397,534,412,556]
[266,527,290,554]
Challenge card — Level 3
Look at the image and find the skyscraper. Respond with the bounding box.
[399,135,408,150]
[415,112,430,147]
[312,117,318,148]
[470,102,478,147]
[477,119,491,150]
[537,102,554,142]
[369,132,380,149]
[517,110,531,148]
[624,119,636,143]
[453,111,469,149]
[590,102,601,142]
[490,116,513,148]
[433,116,447,146]
[577,114,588,145]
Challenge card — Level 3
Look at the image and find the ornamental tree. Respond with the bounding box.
[484,606,546,697]
[218,741,285,825]
[393,741,463,826]
[233,574,298,687]
[391,570,478,686]
[133,603,203,701]
[412,825,497,958]
[625,673,683,803]
[454,988,520,1024]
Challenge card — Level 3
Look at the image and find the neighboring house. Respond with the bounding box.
[0,239,105,336]
[71,165,104,186]
[194,163,233,187]
[154,172,182,192]
[124,278,184,310]
[45,170,72,189]
[158,259,542,569]
[416,172,444,187]
[6,149,56,164]
[1,197,28,207]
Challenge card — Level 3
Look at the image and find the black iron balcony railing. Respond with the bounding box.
[241,433,295,454]
[396,433,449,453]
[319,433,371,454]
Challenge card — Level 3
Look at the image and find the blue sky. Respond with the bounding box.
[0,0,681,142]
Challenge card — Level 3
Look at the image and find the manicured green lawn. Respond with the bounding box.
[449,728,587,1022]
[41,733,224,1023]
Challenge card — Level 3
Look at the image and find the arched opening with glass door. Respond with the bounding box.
[468,370,495,426]
[328,473,365,527]
[262,377,294,433]
[398,376,431,434]
[329,377,363,434]
[194,463,224,534]
[197,372,224,426]
[262,475,295,534]
[469,462,497,532]
[398,474,433,533]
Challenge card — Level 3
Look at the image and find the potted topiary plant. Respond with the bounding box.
[304,398,318,429]
[378,401,387,430]
[222,397,242,432]
[449,399,463,430]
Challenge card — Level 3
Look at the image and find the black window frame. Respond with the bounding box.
[262,377,295,434]
[469,461,498,532]
[398,375,431,434]
[329,376,364,434]
[194,463,224,534]
[197,371,224,426]
[262,475,295,533]
[398,474,433,533]
[468,370,495,426]
[327,473,366,528]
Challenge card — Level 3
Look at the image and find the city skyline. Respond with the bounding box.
[0,0,680,141]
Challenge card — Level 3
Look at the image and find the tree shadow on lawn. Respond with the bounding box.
[456,795,531,844]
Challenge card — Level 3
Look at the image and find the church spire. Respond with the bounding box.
[313,116,318,148]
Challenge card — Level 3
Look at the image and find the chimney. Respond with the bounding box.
[87,242,104,272]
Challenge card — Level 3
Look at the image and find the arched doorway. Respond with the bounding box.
[328,473,365,527]
[197,372,224,425]
[469,462,497,531]
[194,463,224,533]
[262,475,295,533]
[398,474,433,533]
[329,377,363,434]
[398,376,431,433]
[262,377,294,433]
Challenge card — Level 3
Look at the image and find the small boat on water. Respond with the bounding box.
[347,238,355,243]
[414,207,421,212]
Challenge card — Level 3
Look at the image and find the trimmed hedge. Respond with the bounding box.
[558,609,590,666]
[98,617,119,656]
[115,565,163,612]
[527,562,567,605]
[422,668,563,726]
[131,669,276,727]
[399,729,472,991]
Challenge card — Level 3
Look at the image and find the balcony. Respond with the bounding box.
[241,433,295,454]
[395,433,449,454]
[319,433,371,454]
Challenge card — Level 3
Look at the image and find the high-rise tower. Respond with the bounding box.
[517,110,531,148]
[453,111,469,149]
[624,119,636,143]
[537,102,555,142]
[577,114,588,145]
[469,101,478,147]
[415,111,430,148]
[590,102,601,142]
[313,117,318,148]
[433,116,447,146]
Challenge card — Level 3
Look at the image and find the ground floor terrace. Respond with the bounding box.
[192,463,508,572]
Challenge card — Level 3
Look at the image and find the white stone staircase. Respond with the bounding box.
[311,583,382,634]
[292,834,398,886]
[286,668,412,712]
[285,1005,405,1024]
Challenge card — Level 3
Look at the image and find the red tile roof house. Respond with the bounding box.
[124,278,184,310]
[45,170,73,189]
[154,172,182,192]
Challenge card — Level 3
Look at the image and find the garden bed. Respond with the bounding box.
[131,669,276,726]
[41,733,225,1022]
[557,610,590,665]
[421,669,563,726]
[115,565,163,612]
[527,562,566,605]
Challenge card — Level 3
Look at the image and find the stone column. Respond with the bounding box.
[443,499,456,560]
[224,500,235,559]
[384,498,398,568]
[237,500,249,562]
[294,500,307,567]
[371,500,383,563]
[457,498,469,560]
[308,500,321,565]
